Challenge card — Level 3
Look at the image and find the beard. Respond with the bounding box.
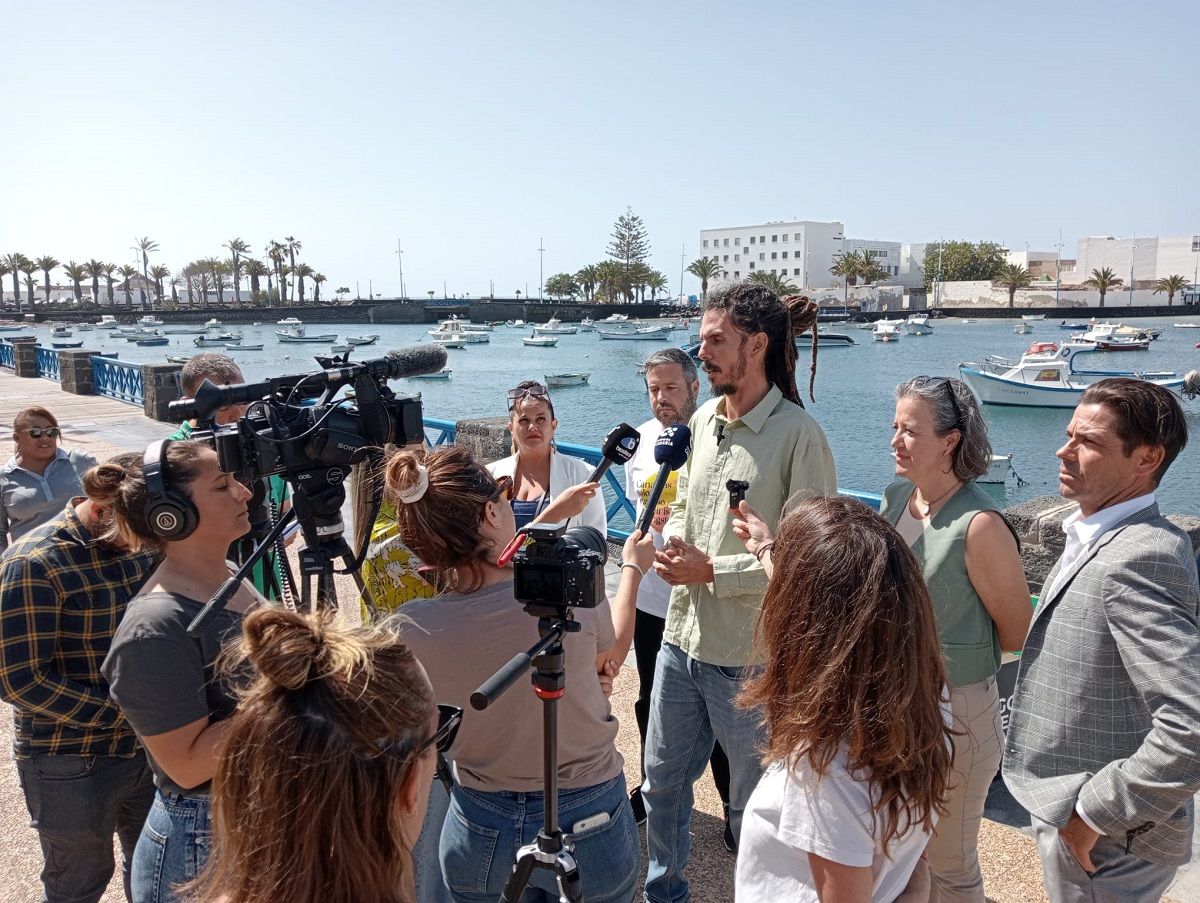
[655,394,698,426]
[706,357,746,396]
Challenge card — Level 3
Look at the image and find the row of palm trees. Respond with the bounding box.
[992,265,1194,308]
[0,237,328,313]
[544,261,670,303]
[684,249,892,303]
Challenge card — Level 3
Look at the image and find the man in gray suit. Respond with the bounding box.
[1004,378,1200,903]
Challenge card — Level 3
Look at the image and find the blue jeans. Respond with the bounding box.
[130,790,212,903]
[415,774,454,902]
[16,752,155,903]
[642,642,766,903]
[440,775,639,902]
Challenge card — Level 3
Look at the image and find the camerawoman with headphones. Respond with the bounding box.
[100,438,263,903]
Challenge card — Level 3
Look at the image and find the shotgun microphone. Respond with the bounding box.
[636,424,692,535]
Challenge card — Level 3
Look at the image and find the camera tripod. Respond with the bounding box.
[471,612,585,903]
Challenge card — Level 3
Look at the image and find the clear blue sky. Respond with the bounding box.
[5,0,1196,298]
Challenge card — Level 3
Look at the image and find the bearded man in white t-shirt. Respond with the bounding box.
[621,348,735,846]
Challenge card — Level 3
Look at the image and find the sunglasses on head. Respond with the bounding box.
[506,383,549,407]
[912,375,963,428]
[491,474,514,502]
[22,427,61,439]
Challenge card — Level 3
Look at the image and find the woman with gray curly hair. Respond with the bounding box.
[880,376,1032,903]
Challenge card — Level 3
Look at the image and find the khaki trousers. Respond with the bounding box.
[928,675,1003,903]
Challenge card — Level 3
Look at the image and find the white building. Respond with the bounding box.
[1060,235,1200,288]
[697,219,915,291]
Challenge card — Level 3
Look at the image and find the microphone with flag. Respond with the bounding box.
[636,424,692,535]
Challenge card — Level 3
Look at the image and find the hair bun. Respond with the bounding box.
[244,608,326,691]
[783,295,819,336]
[384,450,427,506]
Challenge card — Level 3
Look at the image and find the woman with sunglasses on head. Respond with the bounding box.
[385,445,645,903]
[881,376,1031,903]
[98,439,262,903]
[487,380,607,536]
[1,406,98,555]
[185,606,442,903]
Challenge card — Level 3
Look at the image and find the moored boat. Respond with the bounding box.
[50,326,73,338]
[596,323,672,341]
[95,315,120,329]
[523,335,559,347]
[904,314,934,336]
[276,317,337,343]
[579,318,596,332]
[223,343,263,351]
[427,320,488,343]
[136,337,170,347]
[533,316,578,335]
[795,332,856,347]
[873,320,903,343]
[545,372,590,387]
[1014,322,1033,334]
[431,336,467,349]
[346,334,380,346]
[51,340,85,348]
[1020,314,1046,321]
[410,368,453,380]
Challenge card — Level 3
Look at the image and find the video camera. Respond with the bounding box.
[513,522,608,614]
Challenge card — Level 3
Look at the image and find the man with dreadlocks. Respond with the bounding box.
[643,282,837,902]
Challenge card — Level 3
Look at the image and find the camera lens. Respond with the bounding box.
[562,526,608,565]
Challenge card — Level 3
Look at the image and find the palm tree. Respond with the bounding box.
[686,258,725,300]
[242,258,268,306]
[19,257,38,308]
[993,263,1033,309]
[118,264,139,308]
[224,237,251,306]
[35,256,59,307]
[576,264,599,303]
[84,260,106,307]
[134,237,159,309]
[265,241,287,305]
[858,258,889,286]
[1153,274,1190,307]
[647,270,669,300]
[102,264,118,306]
[748,270,798,296]
[312,272,326,304]
[149,265,171,304]
[62,261,88,303]
[3,254,31,313]
[0,262,11,309]
[169,274,183,305]
[830,250,868,299]
[201,258,225,308]
[294,263,314,305]
[284,236,301,300]
[1083,266,1122,308]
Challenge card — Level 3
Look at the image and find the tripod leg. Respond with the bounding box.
[498,848,537,903]
[556,860,584,903]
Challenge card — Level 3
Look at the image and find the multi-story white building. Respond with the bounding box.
[697,220,910,290]
[1060,235,1200,288]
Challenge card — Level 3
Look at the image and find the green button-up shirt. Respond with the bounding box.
[663,385,837,666]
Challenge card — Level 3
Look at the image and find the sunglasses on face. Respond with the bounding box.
[22,427,61,439]
[506,383,549,407]
[419,704,463,756]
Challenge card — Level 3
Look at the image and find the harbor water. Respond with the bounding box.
[22,314,1200,515]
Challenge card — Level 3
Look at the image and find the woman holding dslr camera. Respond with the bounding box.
[99,439,260,903]
[386,445,645,902]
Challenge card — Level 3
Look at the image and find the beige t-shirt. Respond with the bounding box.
[389,579,623,792]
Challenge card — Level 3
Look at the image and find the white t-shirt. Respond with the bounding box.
[623,418,689,619]
[736,746,933,902]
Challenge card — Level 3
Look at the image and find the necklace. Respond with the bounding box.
[913,481,961,519]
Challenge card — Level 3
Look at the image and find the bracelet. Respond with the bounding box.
[755,542,775,562]
[621,562,646,578]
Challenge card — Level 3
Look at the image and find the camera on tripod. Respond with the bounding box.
[512,522,608,613]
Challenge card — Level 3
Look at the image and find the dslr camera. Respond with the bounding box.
[513,522,608,613]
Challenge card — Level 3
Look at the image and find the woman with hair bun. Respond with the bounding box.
[880,376,1032,902]
[384,445,646,903]
[186,607,441,903]
[100,439,259,903]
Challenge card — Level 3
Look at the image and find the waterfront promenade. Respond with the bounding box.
[0,369,1186,902]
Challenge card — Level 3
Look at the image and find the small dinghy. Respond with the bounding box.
[545,372,590,387]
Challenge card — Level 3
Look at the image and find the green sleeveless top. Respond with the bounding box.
[880,479,1010,688]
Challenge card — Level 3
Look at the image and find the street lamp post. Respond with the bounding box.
[395,240,405,299]
[538,237,545,302]
[1128,237,1136,307]
[1055,230,1064,305]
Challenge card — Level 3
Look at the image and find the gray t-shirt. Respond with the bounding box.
[102,591,243,796]
[390,579,623,792]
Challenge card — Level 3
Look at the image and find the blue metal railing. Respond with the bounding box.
[417,418,881,541]
[0,341,12,369]
[35,346,61,381]
[92,356,144,405]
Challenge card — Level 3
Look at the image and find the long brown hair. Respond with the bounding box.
[187,608,435,903]
[386,445,502,593]
[740,496,953,852]
[703,283,821,403]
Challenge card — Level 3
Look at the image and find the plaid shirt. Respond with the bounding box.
[0,502,158,758]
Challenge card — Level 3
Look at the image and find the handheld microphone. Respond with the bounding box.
[636,424,692,535]
[586,423,641,483]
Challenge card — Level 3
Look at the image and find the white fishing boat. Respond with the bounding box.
[167,355,192,365]
[137,315,165,328]
[436,316,492,332]
[74,323,94,332]
[959,341,1195,408]
[1020,314,1046,321]
[533,317,578,335]
[904,314,934,336]
[223,343,263,351]
[96,315,120,329]
[127,330,162,342]
[579,317,596,332]
[600,313,629,323]
[596,324,671,341]
[50,325,73,338]
[431,336,467,349]
[163,327,205,335]
[276,317,337,343]
[410,368,453,380]
[346,334,379,346]
[1074,322,1152,351]
[507,319,526,328]
[523,335,559,347]
[960,318,975,324]
[1014,322,1034,334]
[979,454,1013,484]
[195,335,242,347]
[545,372,590,387]
[330,344,351,354]
[873,320,903,343]
[426,320,489,343]
[1173,323,1200,329]
[0,325,25,333]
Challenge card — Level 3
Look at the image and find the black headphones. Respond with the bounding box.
[139,439,199,540]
